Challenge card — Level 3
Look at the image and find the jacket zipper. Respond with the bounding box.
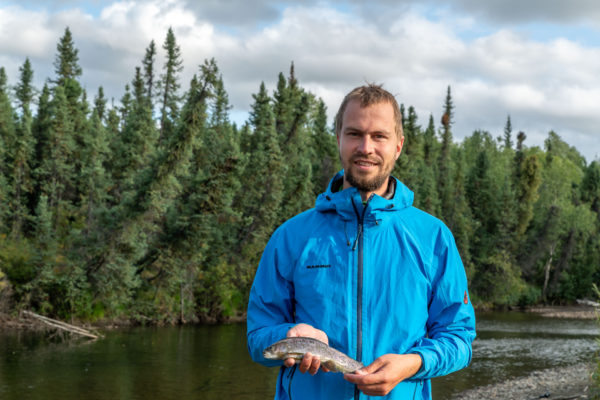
[351,197,370,400]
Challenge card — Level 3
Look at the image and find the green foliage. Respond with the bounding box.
[0,235,37,293]
[593,284,600,399]
[158,27,183,146]
[1,27,598,324]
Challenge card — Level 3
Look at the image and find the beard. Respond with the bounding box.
[343,153,394,193]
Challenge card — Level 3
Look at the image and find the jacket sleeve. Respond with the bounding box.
[246,228,297,366]
[408,227,476,379]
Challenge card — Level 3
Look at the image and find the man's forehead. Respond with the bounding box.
[342,100,395,122]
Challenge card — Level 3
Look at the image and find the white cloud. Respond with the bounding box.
[0,0,599,161]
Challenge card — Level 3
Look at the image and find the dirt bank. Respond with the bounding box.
[526,305,598,320]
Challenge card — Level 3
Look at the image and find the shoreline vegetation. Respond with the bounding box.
[1,304,597,331]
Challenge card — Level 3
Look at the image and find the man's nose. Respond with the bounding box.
[357,135,374,153]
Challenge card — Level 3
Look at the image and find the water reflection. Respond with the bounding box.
[0,312,597,400]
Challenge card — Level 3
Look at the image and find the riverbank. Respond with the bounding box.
[526,305,598,320]
[453,304,598,399]
[453,363,595,399]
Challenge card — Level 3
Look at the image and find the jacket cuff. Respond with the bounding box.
[406,349,430,380]
[248,323,297,366]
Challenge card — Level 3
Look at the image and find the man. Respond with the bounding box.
[247,84,476,399]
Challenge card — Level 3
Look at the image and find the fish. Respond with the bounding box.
[262,337,364,373]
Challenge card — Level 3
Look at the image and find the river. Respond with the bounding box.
[0,312,597,399]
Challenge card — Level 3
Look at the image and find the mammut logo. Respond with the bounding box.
[306,264,331,269]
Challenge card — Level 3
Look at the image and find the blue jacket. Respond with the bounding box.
[247,172,476,399]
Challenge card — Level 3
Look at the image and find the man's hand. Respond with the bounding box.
[343,354,422,396]
[284,323,330,375]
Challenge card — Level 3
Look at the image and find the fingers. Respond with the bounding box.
[284,357,296,368]
[284,324,330,375]
[286,323,329,345]
[344,354,421,397]
[345,372,393,397]
[298,352,321,375]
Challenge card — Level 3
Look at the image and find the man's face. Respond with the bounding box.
[337,100,403,197]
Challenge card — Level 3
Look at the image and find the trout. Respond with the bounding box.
[262,337,364,373]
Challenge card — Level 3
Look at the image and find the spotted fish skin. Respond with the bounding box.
[262,337,364,373]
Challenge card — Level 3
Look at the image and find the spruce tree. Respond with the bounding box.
[112,67,158,194]
[311,98,338,195]
[9,59,36,235]
[271,64,313,221]
[158,27,183,146]
[503,115,513,150]
[0,68,14,232]
[119,84,132,128]
[142,40,157,106]
[93,86,107,121]
[438,86,454,222]
[236,82,284,266]
[414,115,441,216]
[39,85,77,228]
[53,27,83,106]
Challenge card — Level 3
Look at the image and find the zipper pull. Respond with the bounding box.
[352,224,362,251]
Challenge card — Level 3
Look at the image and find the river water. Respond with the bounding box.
[0,312,597,399]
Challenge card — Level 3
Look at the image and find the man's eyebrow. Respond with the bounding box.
[343,126,364,133]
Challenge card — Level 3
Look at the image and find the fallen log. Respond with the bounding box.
[22,310,102,340]
[576,298,600,307]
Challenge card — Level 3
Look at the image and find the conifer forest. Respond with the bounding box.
[0,27,599,324]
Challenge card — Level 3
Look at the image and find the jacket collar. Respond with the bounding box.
[315,170,414,221]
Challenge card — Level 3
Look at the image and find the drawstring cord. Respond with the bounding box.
[350,197,369,251]
[344,221,351,246]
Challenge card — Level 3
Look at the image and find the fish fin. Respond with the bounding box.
[321,360,339,373]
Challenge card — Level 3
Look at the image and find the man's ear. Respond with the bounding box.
[395,136,405,160]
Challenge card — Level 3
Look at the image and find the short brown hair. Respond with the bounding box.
[334,83,403,139]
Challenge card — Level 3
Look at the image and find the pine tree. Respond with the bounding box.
[39,85,76,229]
[0,67,15,231]
[311,98,338,195]
[112,67,158,194]
[9,59,36,235]
[503,115,513,150]
[414,115,441,216]
[172,64,244,321]
[158,27,183,146]
[423,114,437,166]
[438,86,454,222]
[119,84,132,128]
[393,105,421,187]
[446,149,474,274]
[142,40,157,106]
[403,106,420,157]
[236,82,284,268]
[53,27,83,105]
[94,86,107,121]
[581,161,600,217]
[271,64,313,221]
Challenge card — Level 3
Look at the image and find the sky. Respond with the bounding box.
[1,0,600,162]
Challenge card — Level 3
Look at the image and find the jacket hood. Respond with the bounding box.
[315,170,414,220]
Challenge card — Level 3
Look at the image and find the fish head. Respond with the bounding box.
[262,339,295,360]
[262,342,285,360]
